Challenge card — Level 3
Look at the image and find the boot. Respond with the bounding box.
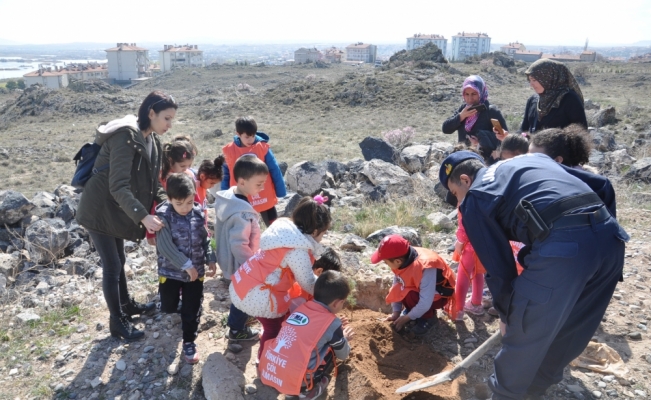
[122,297,155,317]
[110,314,145,341]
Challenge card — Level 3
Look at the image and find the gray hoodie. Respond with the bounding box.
[214,187,261,279]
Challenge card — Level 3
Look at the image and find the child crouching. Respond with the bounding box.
[259,270,354,399]
[155,173,216,363]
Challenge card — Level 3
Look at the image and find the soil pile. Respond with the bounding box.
[332,309,463,400]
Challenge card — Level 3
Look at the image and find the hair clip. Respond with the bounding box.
[182,151,187,159]
[313,193,329,205]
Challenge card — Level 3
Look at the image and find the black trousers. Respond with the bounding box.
[159,277,204,343]
[259,206,278,228]
[88,230,130,318]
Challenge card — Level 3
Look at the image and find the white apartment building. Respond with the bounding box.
[500,42,526,55]
[105,43,150,81]
[159,45,204,72]
[345,43,377,63]
[406,34,447,54]
[23,63,108,89]
[23,68,69,89]
[294,47,322,64]
[449,32,491,61]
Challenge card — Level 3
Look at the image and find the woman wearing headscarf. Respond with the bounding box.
[520,59,587,134]
[442,75,507,164]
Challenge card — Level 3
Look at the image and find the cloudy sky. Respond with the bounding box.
[1,0,649,46]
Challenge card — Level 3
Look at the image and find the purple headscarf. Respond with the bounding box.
[461,75,488,132]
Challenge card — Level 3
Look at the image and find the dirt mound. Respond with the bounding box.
[333,309,462,400]
[386,43,448,70]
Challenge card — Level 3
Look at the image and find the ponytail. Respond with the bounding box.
[292,196,332,236]
[197,155,226,180]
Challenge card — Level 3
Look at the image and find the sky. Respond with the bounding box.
[1,0,650,46]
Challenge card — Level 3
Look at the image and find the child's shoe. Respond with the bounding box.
[411,316,437,336]
[300,376,329,400]
[183,342,200,364]
[464,300,485,316]
[228,326,260,341]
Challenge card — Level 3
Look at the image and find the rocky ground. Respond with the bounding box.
[0,53,650,399]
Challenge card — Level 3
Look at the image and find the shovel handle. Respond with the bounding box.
[448,330,502,380]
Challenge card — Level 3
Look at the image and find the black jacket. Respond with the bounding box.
[442,101,509,145]
[520,90,587,133]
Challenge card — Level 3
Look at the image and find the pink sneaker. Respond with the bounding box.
[464,300,485,316]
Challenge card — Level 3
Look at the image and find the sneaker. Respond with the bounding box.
[411,317,437,336]
[228,326,259,341]
[300,376,329,399]
[183,342,200,364]
[464,300,485,316]
[487,307,499,317]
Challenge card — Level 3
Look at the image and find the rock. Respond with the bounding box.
[340,234,370,252]
[634,390,647,397]
[31,191,57,218]
[62,257,92,276]
[366,226,421,246]
[36,281,49,295]
[429,142,454,163]
[361,159,413,197]
[56,197,77,223]
[322,160,348,180]
[15,311,40,324]
[566,384,584,393]
[9,368,18,376]
[169,388,189,400]
[359,137,402,165]
[0,274,6,296]
[180,364,193,377]
[588,150,606,170]
[53,185,77,199]
[153,332,160,339]
[276,193,303,217]
[202,353,246,400]
[0,190,35,225]
[285,161,328,196]
[278,161,288,176]
[25,218,69,263]
[115,360,126,371]
[357,180,387,201]
[606,149,636,172]
[628,331,642,340]
[584,99,600,110]
[427,212,455,231]
[590,106,617,127]
[227,343,243,353]
[591,130,617,152]
[90,376,102,388]
[354,274,393,313]
[167,363,179,375]
[244,384,257,394]
[410,172,439,199]
[401,145,432,173]
[625,158,651,182]
[0,253,18,278]
[127,390,141,400]
[592,391,602,398]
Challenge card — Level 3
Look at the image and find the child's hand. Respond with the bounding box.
[392,315,411,332]
[206,262,217,277]
[343,326,355,341]
[384,311,401,322]
[339,316,350,327]
[454,240,464,256]
[186,267,199,282]
[494,128,508,141]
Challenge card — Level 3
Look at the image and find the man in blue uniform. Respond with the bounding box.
[439,151,628,400]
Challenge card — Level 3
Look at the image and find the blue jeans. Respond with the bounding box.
[227,303,250,331]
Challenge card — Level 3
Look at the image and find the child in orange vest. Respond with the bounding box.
[221,116,286,227]
[373,235,456,336]
[230,196,331,360]
[288,247,342,313]
[259,270,354,400]
[191,156,225,211]
[452,208,486,321]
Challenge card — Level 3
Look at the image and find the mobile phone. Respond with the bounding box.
[491,118,504,135]
[468,104,487,112]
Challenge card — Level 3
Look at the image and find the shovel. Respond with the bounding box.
[395,330,502,394]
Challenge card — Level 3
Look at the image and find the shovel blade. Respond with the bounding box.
[395,370,452,393]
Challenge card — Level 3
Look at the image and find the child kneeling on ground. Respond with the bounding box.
[373,235,456,335]
[155,173,217,363]
[259,270,354,400]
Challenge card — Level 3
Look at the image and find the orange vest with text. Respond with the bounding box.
[259,301,336,395]
[385,247,457,317]
[222,141,277,212]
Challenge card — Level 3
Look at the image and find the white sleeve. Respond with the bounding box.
[284,249,316,296]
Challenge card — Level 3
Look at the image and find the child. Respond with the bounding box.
[191,156,225,210]
[373,235,456,336]
[259,270,354,400]
[230,196,332,358]
[499,133,529,160]
[215,154,269,341]
[288,246,342,311]
[155,173,216,363]
[221,116,286,227]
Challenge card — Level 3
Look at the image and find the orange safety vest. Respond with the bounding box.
[510,241,525,275]
[385,247,457,317]
[222,141,277,212]
[232,248,307,315]
[259,301,336,395]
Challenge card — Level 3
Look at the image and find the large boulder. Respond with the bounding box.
[339,234,370,252]
[0,190,35,225]
[202,353,246,400]
[591,130,617,152]
[606,149,636,172]
[0,225,23,252]
[589,106,617,127]
[54,184,78,199]
[427,212,455,231]
[31,192,57,218]
[25,218,70,263]
[625,157,651,182]
[357,180,387,202]
[56,197,78,223]
[0,253,18,278]
[401,145,432,173]
[276,193,303,218]
[322,160,348,181]
[366,226,421,246]
[285,161,328,196]
[359,137,402,165]
[361,159,413,197]
[429,142,454,163]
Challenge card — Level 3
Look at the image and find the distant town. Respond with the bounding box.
[1,33,650,90]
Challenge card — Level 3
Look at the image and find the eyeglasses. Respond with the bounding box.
[149,94,175,110]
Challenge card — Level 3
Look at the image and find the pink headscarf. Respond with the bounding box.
[462,75,488,132]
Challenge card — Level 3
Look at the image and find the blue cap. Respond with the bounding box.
[439,151,485,190]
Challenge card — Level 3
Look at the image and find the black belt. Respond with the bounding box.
[552,205,610,229]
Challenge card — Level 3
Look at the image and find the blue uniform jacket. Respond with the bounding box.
[220,132,287,197]
[459,153,627,321]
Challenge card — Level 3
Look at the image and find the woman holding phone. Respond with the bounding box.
[442,75,508,164]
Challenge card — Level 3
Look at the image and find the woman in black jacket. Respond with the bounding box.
[442,75,508,164]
